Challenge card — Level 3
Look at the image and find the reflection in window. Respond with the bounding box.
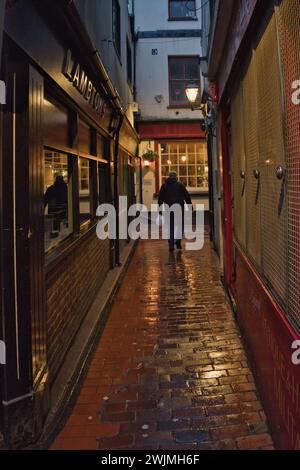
[44,151,73,252]
[43,97,69,148]
[169,56,200,106]
[78,120,91,155]
[79,157,92,223]
[169,0,196,19]
[160,141,208,190]
[97,133,106,159]
[98,162,109,205]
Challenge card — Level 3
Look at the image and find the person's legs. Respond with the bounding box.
[168,212,175,251]
[175,205,184,249]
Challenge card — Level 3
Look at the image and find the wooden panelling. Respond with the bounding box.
[1,56,32,401]
[28,66,47,385]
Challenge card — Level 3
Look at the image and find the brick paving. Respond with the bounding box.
[51,236,274,450]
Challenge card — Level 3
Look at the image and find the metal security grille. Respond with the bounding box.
[255,15,287,306]
[276,0,300,328]
[231,86,246,248]
[242,51,261,267]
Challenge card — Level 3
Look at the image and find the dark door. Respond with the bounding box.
[1,53,33,441]
[0,48,47,443]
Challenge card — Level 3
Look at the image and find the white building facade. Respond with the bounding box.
[134,0,209,211]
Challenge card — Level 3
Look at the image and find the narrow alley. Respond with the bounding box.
[2,0,300,456]
[51,236,273,451]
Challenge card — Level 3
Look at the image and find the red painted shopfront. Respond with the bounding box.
[137,120,207,195]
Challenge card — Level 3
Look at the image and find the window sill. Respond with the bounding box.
[168,17,198,21]
[189,191,209,196]
[167,105,192,110]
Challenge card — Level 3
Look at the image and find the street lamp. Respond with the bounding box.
[185,81,200,105]
[185,80,216,244]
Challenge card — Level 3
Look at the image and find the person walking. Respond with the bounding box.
[158,171,192,251]
[44,174,68,237]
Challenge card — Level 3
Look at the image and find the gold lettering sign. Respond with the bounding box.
[63,49,107,118]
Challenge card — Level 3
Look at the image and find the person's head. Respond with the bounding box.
[169,171,177,180]
[54,174,65,185]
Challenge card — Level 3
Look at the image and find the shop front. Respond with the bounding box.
[212,0,300,449]
[0,1,139,446]
[137,121,208,212]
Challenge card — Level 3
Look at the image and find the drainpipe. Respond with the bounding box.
[114,115,124,267]
[0,0,6,105]
[0,0,5,61]
[132,0,137,101]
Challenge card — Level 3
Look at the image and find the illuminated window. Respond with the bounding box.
[79,157,93,224]
[44,151,73,252]
[160,141,208,190]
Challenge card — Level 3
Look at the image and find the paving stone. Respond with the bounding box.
[174,430,211,444]
[51,237,273,451]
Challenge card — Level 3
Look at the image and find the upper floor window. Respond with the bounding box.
[169,56,200,107]
[113,0,121,58]
[169,0,197,20]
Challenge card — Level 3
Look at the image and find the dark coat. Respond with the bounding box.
[158,176,192,208]
[44,180,68,215]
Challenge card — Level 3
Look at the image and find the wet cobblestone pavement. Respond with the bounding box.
[52,236,274,450]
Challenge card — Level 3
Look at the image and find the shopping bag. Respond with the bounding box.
[156,213,165,227]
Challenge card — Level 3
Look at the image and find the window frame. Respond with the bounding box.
[43,87,111,261]
[159,140,209,193]
[43,147,76,254]
[168,0,197,21]
[168,55,200,108]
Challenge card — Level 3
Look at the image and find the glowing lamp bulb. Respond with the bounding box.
[185,82,200,104]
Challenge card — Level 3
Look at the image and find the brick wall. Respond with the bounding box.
[46,231,110,384]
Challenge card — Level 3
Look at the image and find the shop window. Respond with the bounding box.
[98,162,109,205]
[44,151,73,252]
[44,97,69,148]
[230,14,288,310]
[97,133,108,160]
[276,0,300,329]
[169,1,197,20]
[160,141,208,190]
[113,0,121,58]
[97,134,110,205]
[169,57,200,106]
[79,157,93,224]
